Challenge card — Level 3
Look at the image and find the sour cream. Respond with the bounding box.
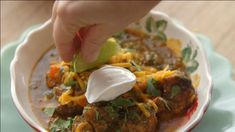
[85,65,136,103]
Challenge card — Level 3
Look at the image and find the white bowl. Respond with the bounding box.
[10,11,212,132]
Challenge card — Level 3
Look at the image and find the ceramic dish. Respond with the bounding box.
[10,11,212,131]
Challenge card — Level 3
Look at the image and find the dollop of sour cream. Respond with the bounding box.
[85,65,136,103]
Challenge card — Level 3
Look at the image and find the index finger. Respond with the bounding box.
[53,16,79,62]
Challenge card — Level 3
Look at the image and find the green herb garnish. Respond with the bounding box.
[124,112,128,123]
[146,78,160,97]
[130,60,141,71]
[111,97,135,108]
[44,90,54,100]
[49,118,73,132]
[64,79,76,86]
[170,85,181,98]
[113,31,126,40]
[105,106,119,119]
[43,107,55,117]
[129,110,141,121]
[95,109,100,121]
[83,106,91,114]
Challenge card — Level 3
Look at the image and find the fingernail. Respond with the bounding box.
[57,44,76,62]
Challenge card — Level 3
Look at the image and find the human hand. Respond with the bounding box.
[52,1,159,62]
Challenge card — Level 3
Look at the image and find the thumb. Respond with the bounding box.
[80,24,114,63]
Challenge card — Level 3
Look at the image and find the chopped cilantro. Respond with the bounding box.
[83,106,91,114]
[124,112,128,123]
[105,106,119,119]
[130,60,141,71]
[95,109,100,121]
[146,78,160,97]
[111,97,135,108]
[49,118,73,132]
[170,85,181,98]
[64,79,76,86]
[129,110,141,121]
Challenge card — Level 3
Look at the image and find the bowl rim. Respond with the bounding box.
[150,10,212,131]
[10,11,212,132]
[10,19,52,132]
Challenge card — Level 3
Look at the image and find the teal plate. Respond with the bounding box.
[1,26,235,132]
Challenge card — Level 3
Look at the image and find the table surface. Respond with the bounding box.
[1,1,235,76]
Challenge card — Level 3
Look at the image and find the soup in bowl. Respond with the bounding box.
[10,11,212,132]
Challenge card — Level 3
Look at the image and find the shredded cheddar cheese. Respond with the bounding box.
[109,52,133,64]
[58,89,87,107]
[137,103,150,117]
[111,63,132,68]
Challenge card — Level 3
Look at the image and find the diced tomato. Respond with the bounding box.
[48,65,60,79]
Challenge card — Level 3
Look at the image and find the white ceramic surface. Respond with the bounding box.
[10,11,212,131]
